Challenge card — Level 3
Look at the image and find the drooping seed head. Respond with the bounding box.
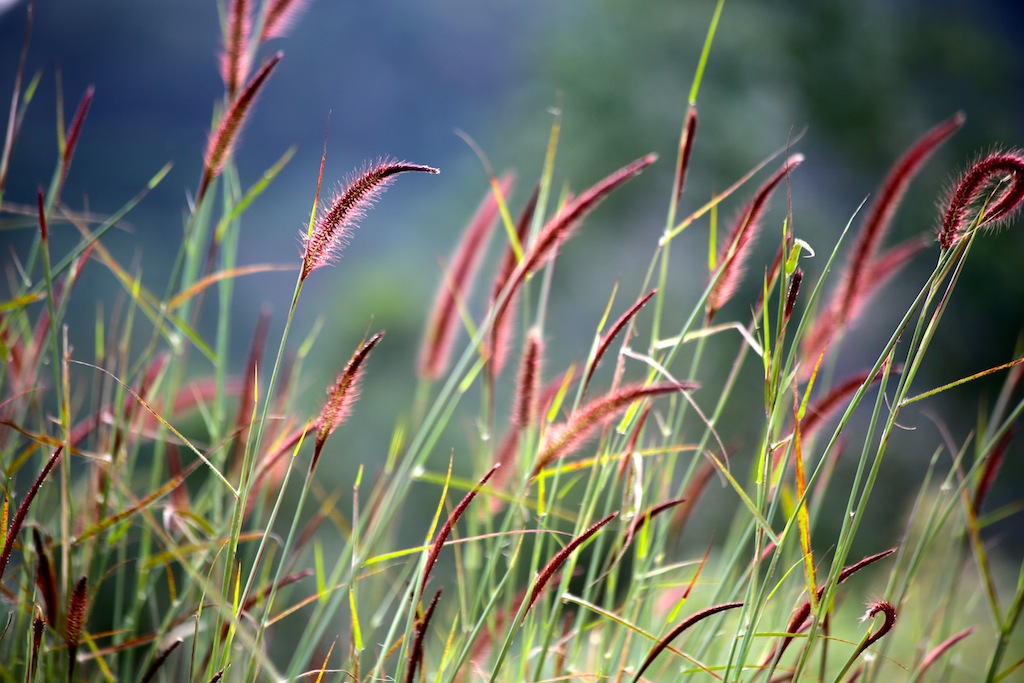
[938,150,1024,249]
[301,159,439,280]
[853,599,897,659]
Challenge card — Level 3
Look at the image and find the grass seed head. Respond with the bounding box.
[301,159,439,280]
[939,150,1024,249]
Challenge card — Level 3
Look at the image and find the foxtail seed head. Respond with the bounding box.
[939,150,1024,249]
[301,159,439,280]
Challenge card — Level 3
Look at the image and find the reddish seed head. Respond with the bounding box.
[582,288,657,399]
[520,153,657,277]
[844,114,963,303]
[66,576,88,682]
[939,150,1024,249]
[312,332,384,472]
[784,268,802,322]
[419,173,514,379]
[221,0,252,97]
[918,627,974,676]
[201,52,282,201]
[674,105,698,200]
[854,599,897,658]
[260,0,311,41]
[525,512,618,615]
[514,329,543,429]
[706,154,803,322]
[532,382,697,477]
[634,601,744,681]
[301,159,439,280]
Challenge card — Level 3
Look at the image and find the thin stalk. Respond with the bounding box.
[218,273,304,670]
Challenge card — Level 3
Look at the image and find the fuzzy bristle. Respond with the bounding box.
[532,382,696,477]
[939,150,1024,249]
[200,52,281,202]
[301,159,439,280]
[220,0,252,97]
[260,0,311,41]
[312,332,384,472]
[66,576,88,683]
[706,154,803,322]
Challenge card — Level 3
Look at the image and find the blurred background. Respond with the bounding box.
[1,0,1022,560]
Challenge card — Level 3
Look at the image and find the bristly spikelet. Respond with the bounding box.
[938,150,1024,249]
[854,600,897,658]
[487,332,542,513]
[260,0,311,41]
[419,173,514,379]
[525,512,618,615]
[301,159,439,280]
[66,576,88,683]
[674,105,698,200]
[221,0,252,97]
[32,529,57,626]
[633,602,744,682]
[0,446,62,583]
[514,328,543,430]
[57,86,94,200]
[487,184,538,379]
[532,382,697,477]
[312,332,384,472]
[489,155,656,379]
[706,154,803,322]
[200,52,281,201]
[582,288,657,399]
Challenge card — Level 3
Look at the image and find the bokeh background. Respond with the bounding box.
[2,0,1022,558]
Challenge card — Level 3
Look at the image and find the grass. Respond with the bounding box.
[1,0,1022,681]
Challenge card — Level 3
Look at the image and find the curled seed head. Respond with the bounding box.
[301,159,439,280]
[939,150,1024,249]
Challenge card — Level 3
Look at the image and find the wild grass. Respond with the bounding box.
[1,0,1022,681]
